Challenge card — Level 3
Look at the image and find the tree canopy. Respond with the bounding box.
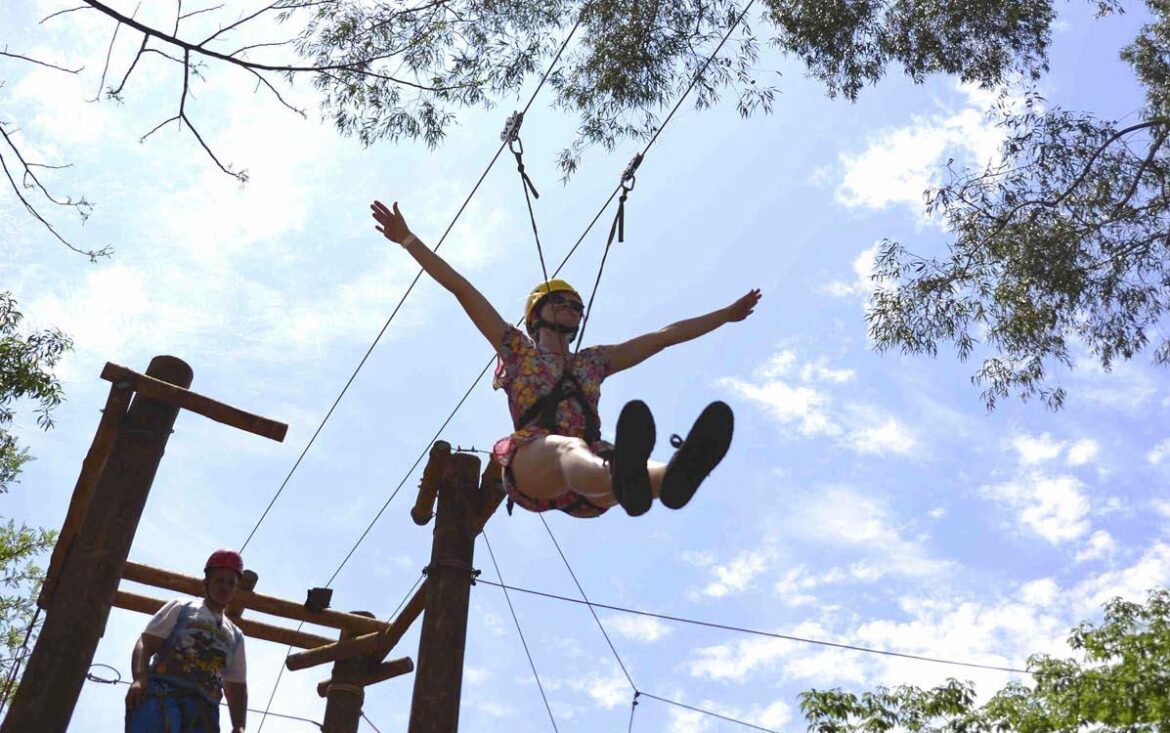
[799,588,1170,732]
[868,2,1170,409]
[5,1,1170,406]
[0,291,68,706]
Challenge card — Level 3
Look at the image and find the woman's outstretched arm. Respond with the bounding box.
[606,289,762,374]
[372,199,509,350]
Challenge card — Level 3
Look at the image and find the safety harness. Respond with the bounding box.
[506,367,608,518]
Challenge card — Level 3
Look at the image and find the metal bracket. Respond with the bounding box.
[621,152,644,186]
[304,587,333,613]
[500,111,524,144]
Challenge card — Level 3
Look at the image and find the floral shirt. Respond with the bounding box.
[491,326,613,466]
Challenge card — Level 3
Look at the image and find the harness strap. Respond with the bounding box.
[514,371,601,445]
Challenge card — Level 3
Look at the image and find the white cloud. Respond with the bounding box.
[982,473,1091,544]
[1011,432,1064,465]
[1075,530,1117,563]
[823,242,880,298]
[928,507,947,520]
[1148,439,1170,465]
[604,614,673,642]
[464,666,491,685]
[1074,542,1170,614]
[722,347,918,456]
[719,376,839,438]
[1066,439,1100,467]
[697,547,778,599]
[567,666,629,710]
[785,488,951,583]
[835,83,1008,222]
[847,417,917,456]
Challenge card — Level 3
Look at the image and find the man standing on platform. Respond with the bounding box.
[125,549,248,733]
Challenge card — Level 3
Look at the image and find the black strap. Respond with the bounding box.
[515,370,601,445]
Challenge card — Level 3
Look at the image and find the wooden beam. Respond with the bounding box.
[121,561,389,635]
[113,591,333,649]
[286,584,427,671]
[101,362,287,442]
[317,657,414,697]
[411,441,451,525]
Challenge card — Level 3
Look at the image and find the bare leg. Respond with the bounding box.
[511,436,667,508]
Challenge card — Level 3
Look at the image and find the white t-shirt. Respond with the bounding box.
[145,599,247,684]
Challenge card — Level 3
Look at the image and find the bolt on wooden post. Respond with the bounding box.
[408,446,482,733]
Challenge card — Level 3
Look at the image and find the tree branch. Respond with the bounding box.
[82,0,472,93]
[0,50,83,74]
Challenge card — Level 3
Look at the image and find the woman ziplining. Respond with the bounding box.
[371,199,761,517]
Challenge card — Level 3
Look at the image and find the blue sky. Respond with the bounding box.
[3,1,1169,731]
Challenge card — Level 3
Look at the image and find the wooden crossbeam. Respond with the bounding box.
[121,561,391,635]
[113,591,332,649]
[101,362,287,442]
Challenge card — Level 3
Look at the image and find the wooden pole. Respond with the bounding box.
[322,612,376,733]
[37,378,132,608]
[408,452,481,733]
[1,356,192,733]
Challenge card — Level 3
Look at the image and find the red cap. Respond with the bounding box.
[204,549,244,576]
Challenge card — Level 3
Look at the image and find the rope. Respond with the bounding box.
[362,711,384,732]
[85,663,122,684]
[238,13,583,554]
[627,691,640,733]
[538,515,636,689]
[473,579,1030,675]
[502,112,551,284]
[248,17,586,724]
[482,530,559,732]
[571,0,757,349]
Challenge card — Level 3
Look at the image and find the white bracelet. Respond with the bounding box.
[401,233,418,249]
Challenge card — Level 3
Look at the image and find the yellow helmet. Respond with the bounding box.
[524,279,581,334]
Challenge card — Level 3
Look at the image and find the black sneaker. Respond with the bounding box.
[611,400,656,517]
[660,401,734,510]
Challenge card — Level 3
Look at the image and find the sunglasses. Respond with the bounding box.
[545,292,585,313]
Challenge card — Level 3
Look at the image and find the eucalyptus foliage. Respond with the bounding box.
[868,1,1169,408]
[0,291,67,705]
[289,0,1063,172]
[0,292,71,492]
[800,588,1170,732]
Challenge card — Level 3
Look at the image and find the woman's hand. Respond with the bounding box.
[371,200,414,245]
[724,289,762,323]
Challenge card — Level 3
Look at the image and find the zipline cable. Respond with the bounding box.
[568,0,759,348]
[482,530,559,732]
[639,691,780,733]
[474,578,1031,675]
[249,16,586,728]
[538,515,636,689]
[485,532,783,733]
[239,14,584,554]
